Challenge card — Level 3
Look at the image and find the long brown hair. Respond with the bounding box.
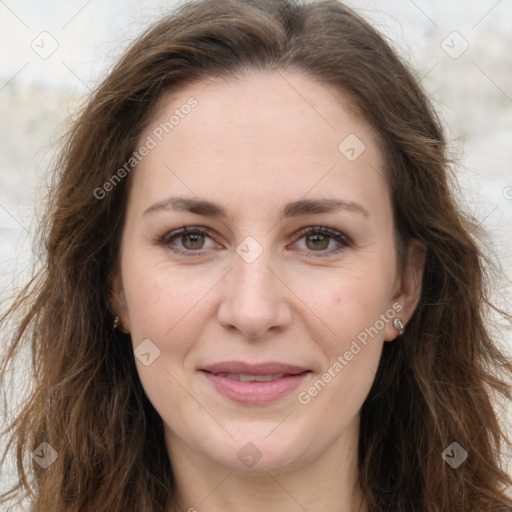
[2,0,511,510]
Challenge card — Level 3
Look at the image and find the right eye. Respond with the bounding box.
[158,226,220,256]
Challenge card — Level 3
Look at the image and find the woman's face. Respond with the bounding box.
[113,72,423,473]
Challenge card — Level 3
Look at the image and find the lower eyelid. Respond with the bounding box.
[293,239,349,258]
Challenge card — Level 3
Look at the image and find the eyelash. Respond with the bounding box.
[157,225,352,259]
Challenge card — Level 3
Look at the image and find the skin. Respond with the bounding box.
[111,71,425,512]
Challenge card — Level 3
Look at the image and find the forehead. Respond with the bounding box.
[129,71,389,219]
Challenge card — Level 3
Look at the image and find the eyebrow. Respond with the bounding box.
[142,196,370,219]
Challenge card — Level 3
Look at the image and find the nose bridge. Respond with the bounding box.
[232,233,277,292]
[233,248,274,299]
[217,237,290,338]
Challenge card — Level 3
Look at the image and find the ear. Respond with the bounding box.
[109,272,131,334]
[384,238,426,341]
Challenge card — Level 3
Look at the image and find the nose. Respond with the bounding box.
[217,246,292,339]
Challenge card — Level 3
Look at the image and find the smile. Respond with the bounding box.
[199,362,312,405]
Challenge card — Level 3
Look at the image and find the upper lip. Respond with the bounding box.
[200,361,310,375]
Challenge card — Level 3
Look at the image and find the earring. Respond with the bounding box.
[113,316,120,329]
[393,318,404,335]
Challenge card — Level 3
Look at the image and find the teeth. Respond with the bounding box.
[219,373,285,382]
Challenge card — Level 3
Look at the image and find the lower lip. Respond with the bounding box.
[201,371,310,405]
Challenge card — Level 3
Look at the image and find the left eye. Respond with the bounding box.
[291,226,351,256]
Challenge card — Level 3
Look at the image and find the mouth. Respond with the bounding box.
[207,372,291,382]
[199,361,312,404]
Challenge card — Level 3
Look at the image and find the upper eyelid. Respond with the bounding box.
[294,225,350,242]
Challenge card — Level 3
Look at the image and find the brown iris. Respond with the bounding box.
[305,234,329,251]
[182,233,205,250]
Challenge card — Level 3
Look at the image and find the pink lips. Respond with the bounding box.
[199,361,311,405]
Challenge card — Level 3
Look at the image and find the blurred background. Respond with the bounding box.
[1,0,511,503]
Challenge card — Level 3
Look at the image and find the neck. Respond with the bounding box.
[166,417,367,512]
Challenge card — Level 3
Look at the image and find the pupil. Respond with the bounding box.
[184,233,203,249]
[307,234,328,250]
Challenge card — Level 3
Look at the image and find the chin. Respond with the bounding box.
[196,427,312,474]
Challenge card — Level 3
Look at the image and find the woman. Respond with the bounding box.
[1,0,511,510]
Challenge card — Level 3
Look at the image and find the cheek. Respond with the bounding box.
[295,266,392,402]
[123,259,214,416]
[299,281,386,421]
[299,265,393,345]
[122,251,216,341]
